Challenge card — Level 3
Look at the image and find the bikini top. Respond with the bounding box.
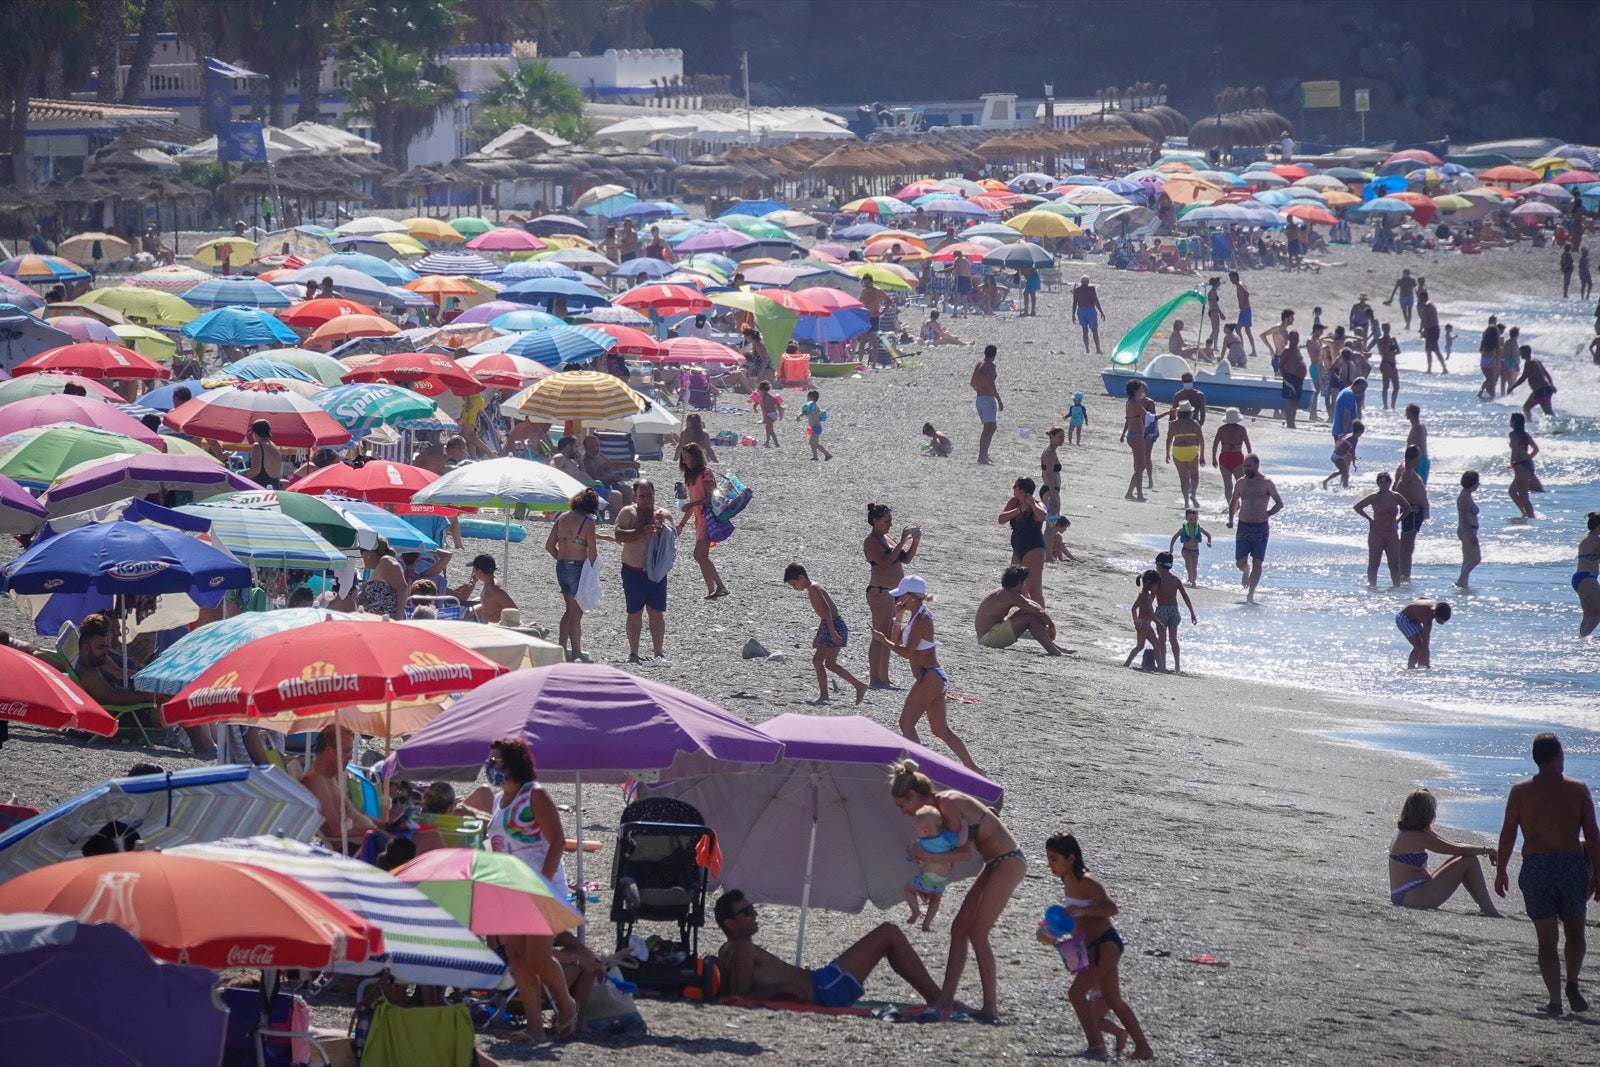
[1041,458,1062,473]
[1389,851,1427,868]
[900,605,938,651]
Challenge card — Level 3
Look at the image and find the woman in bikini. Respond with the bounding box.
[1164,402,1205,510]
[1211,408,1252,507]
[1455,470,1482,589]
[1000,477,1048,607]
[675,443,729,599]
[1573,512,1600,637]
[1387,788,1500,915]
[1121,381,1149,502]
[863,502,920,688]
[1039,427,1064,521]
[873,578,979,772]
[331,538,407,620]
[890,758,1018,1021]
[1507,412,1542,520]
[1353,471,1412,587]
[545,487,600,661]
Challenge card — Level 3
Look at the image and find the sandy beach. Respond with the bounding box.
[2,240,1595,1066]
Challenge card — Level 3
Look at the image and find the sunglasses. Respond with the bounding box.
[731,904,756,919]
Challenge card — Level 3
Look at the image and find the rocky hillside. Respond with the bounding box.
[646,0,1600,144]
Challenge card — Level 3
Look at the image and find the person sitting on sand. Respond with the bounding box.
[1396,598,1450,669]
[1123,570,1164,669]
[1166,319,1199,359]
[1048,516,1076,562]
[973,565,1069,655]
[715,888,942,1008]
[904,805,965,932]
[921,422,953,457]
[919,310,970,346]
[1388,788,1501,915]
[784,562,868,705]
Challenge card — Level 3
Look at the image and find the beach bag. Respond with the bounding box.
[645,525,677,582]
[584,968,649,1037]
[575,559,603,612]
[703,510,735,547]
[710,473,752,522]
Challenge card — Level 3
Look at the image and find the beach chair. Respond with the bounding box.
[405,594,463,621]
[359,1001,474,1067]
[346,764,382,820]
[219,987,325,1067]
[610,796,715,957]
[46,627,161,747]
[594,430,642,471]
[418,812,485,849]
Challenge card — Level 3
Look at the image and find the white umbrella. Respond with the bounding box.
[411,457,589,574]
[335,216,410,236]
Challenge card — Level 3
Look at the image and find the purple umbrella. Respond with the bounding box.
[450,299,530,325]
[658,713,1002,961]
[672,229,758,255]
[40,452,261,515]
[0,471,47,534]
[43,315,120,343]
[0,393,165,449]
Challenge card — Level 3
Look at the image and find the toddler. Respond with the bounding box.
[1065,392,1089,445]
[752,381,783,447]
[1048,516,1076,562]
[905,806,965,931]
[921,422,953,457]
[796,389,831,461]
[1168,508,1212,587]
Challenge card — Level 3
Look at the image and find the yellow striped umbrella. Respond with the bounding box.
[513,370,647,422]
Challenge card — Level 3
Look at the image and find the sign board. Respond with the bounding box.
[1301,80,1341,109]
[1354,89,1370,113]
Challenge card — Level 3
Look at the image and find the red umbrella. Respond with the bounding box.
[288,460,437,504]
[165,381,352,447]
[0,393,166,449]
[12,342,171,381]
[930,241,995,262]
[279,297,379,328]
[614,283,712,316]
[1270,164,1310,181]
[576,323,662,357]
[161,618,508,724]
[653,337,746,365]
[1384,191,1437,224]
[454,352,552,388]
[751,288,828,316]
[0,851,380,969]
[341,352,483,396]
[1480,164,1541,185]
[0,644,117,736]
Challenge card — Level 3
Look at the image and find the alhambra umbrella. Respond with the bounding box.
[180,277,291,309]
[0,425,158,489]
[0,852,380,969]
[0,471,47,533]
[12,342,170,380]
[659,713,1002,961]
[166,381,351,446]
[342,351,481,396]
[0,764,324,882]
[0,394,165,448]
[504,326,616,369]
[177,503,346,570]
[394,848,584,937]
[288,460,436,505]
[0,643,117,737]
[499,278,610,310]
[41,452,258,515]
[170,837,506,987]
[455,352,552,387]
[181,306,299,347]
[311,382,441,432]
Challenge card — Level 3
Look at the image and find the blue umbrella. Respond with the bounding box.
[179,277,291,309]
[909,192,963,206]
[487,309,565,332]
[610,200,686,220]
[610,257,676,279]
[1376,158,1427,177]
[0,306,73,369]
[318,497,437,552]
[304,253,415,287]
[499,278,610,309]
[222,355,317,383]
[181,305,299,347]
[137,607,352,694]
[835,222,886,239]
[1252,189,1297,206]
[720,199,786,218]
[793,307,870,343]
[505,325,616,368]
[499,261,585,282]
[1362,174,1409,200]
[0,518,250,597]
[1354,198,1415,215]
[1103,179,1145,196]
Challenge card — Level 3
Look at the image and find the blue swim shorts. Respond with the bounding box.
[1235,521,1269,563]
[1075,305,1098,330]
[811,963,865,1008]
[975,394,998,425]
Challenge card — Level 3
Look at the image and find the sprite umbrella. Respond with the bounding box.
[312,383,441,432]
[41,452,259,515]
[0,425,158,489]
[393,848,584,937]
[177,503,346,569]
[181,306,299,347]
[137,607,352,694]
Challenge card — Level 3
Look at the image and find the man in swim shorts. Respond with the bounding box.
[1226,454,1283,605]
[973,564,1069,655]
[970,344,1003,465]
[1510,348,1559,418]
[1493,733,1600,1016]
[715,889,942,1008]
[1072,275,1106,355]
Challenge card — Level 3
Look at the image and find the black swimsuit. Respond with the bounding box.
[1009,511,1045,556]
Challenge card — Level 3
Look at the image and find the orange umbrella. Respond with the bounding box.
[977,178,1011,192]
[306,314,400,350]
[0,851,381,969]
[1282,204,1338,226]
[864,231,928,249]
[280,297,379,328]
[1479,165,1540,185]
[752,288,828,316]
[404,276,477,304]
[1162,175,1225,205]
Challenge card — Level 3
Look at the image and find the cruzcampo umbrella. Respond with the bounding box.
[0,425,158,489]
[181,306,299,347]
[178,503,346,569]
[393,848,583,937]
[312,382,441,432]
[41,452,258,515]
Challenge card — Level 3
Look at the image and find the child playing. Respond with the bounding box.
[1065,392,1089,445]
[1151,552,1197,673]
[1048,516,1076,562]
[1123,570,1164,669]
[1046,834,1153,1061]
[921,422,953,457]
[1443,323,1455,363]
[1396,597,1451,669]
[904,805,965,931]
[1168,508,1212,587]
[1322,420,1364,490]
[753,381,783,447]
[783,563,867,704]
[796,389,831,461]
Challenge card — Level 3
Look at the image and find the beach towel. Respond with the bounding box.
[645,525,677,582]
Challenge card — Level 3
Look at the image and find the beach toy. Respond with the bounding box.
[458,517,527,542]
[1017,426,1032,438]
[740,434,756,446]
[1043,904,1075,939]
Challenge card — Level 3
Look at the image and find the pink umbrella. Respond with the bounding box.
[448,300,527,325]
[41,452,260,514]
[464,229,546,253]
[653,337,745,364]
[811,242,851,259]
[0,393,166,448]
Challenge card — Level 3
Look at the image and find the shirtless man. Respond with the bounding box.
[858,276,889,357]
[1494,733,1600,1016]
[973,565,1069,655]
[1226,454,1283,604]
[1072,275,1106,355]
[950,250,974,313]
[1211,408,1253,506]
[449,554,517,624]
[581,434,634,511]
[1386,268,1418,330]
[1170,373,1207,425]
[1393,445,1429,583]
[1417,294,1445,373]
[612,479,674,664]
[970,344,1002,466]
[1276,332,1307,430]
[1228,270,1256,356]
[1376,323,1401,410]
[301,725,388,853]
[1261,308,1294,364]
[715,889,941,1009]
[1405,404,1430,483]
[1510,347,1559,418]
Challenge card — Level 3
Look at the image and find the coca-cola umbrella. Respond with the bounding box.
[0,851,381,970]
[12,342,170,381]
[165,381,353,447]
[341,351,483,396]
[0,643,117,737]
[614,283,712,317]
[288,459,437,505]
[454,351,553,388]
[279,297,380,329]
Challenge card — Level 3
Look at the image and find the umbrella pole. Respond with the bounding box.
[793,775,818,966]
[337,727,348,858]
[502,515,510,583]
[573,771,585,943]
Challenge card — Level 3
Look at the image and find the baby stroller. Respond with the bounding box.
[609,797,721,998]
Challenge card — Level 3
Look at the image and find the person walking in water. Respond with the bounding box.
[1226,454,1283,605]
[1386,268,1418,330]
[971,345,1002,466]
[1494,733,1600,1016]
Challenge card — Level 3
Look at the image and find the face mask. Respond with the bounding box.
[485,761,506,787]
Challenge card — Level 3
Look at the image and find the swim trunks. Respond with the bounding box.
[1518,852,1590,922]
[811,963,865,1008]
[621,563,667,615]
[975,394,998,425]
[1281,374,1304,404]
[980,619,1017,648]
[1238,307,1253,329]
[1235,521,1269,563]
[955,275,972,295]
[1075,305,1098,330]
[1395,612,1424,640]
[815,614,848,649]
[1401,512,1425,534]
[1154,604,1182,629]
[1417,456,1431,483]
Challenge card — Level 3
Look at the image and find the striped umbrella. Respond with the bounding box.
[180,277,292,309]
[393,848,584,936]
[138,608,353,693]
[165,381,353,447]
[580,305,651,326]
[41,452,258,515]
[505,325,616,368]
[455,352,553,387]
[499,261,585,282]
[577,323,661,357]
[125,265,212,292]
[512,369,646,422]
[195,490,368,549]
[169,836,507,987]
[179,502,346,568]
[0,254,90,283]
[312,382,441,431]
[412,251,500,277]
[0,764,323,883]
[654,337,745,365]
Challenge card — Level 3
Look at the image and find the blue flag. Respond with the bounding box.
[218,122,268,162]
[204,55,265,131]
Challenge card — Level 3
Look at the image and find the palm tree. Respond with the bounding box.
[473,56,589,142]
[121,0,167,105]
[341,40,457,171]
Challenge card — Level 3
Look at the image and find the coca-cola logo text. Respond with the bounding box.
[0,701,28,720]
[226,944,276,966]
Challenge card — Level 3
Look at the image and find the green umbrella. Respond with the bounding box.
[717,217,791,241]
[311,383,440,432]
[448,217,494,238]
[0,425,157,489]
[77,287,198,325]
[251,348,350,387]
[198,488,364,548]
[0,375,116,408]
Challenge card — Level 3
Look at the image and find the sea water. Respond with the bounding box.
[1112,290,1600,813]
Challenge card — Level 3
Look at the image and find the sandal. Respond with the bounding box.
[553,1006,580,1041]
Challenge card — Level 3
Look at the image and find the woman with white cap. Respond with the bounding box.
[1211,407,1253,507]
[872,576,981,772]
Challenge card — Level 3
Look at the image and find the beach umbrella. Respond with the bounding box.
[181,306,298,347]
[1321,189,1363,208]
[0,425,157,488]
[576,323,661,358]
[669,229,757,255]
[0,394,165,449]
[13,342,169,380]
[1282,203,1338,225]
[499,261,587,283]
[311,382,441,432]
[0,471,48,533]
[45,315,120,343]
[578,305,651,326]
[0,516,249,599]
[930,240,998,262]
[455,351,552,387]
[834,222,887,240]
[1480,164,1541,185]
[409,456,588,514]
[276,266,398,305]
[403,276,477,304]
[336,216,408,236]
[55,232,132,265]
[465,229,546,254]
[279,297,379,329]
[393,849,583,937]
[41,453,257,515]
[0,852,379,969]
[304,253,416,287]
[1431,194,1476,213]
[1518,182,1572,201]
[453,299,537,326]
[1004,211,1082,238]
[487,308,566,332]
[615,283,711,316]
[224,355,318,384]
[136,376,236,411]
[306,313,400,350]
[611,257,676,280]
[401,217,466,243]
[412,251,501,277]
[137,608,352,694]
[524,214,590,237]
[0,641,116,737]
[923,199,992,218]
[342,351,482,396]
[1552,169,1599,186]
[180,277,291,309]
[447,217,495,238]
[0,373,120,406]
[188,237,255,269]
[650,337,745,365]
[499,277,610,309]
[166,381,352,447]
[572,184,631,210]
[982,242,1054,268]
[170,837,507,987]
[107,323,176,361]
[245,347,348,386]
[330,232,426,258]
[510,369,645,423]
[765,210,823,231]
[0,310,74,368]
[197,489,365,548]
[844,263,914,291]
[1352,198,1414,216]
[840,196,913,217]
[502,325,616,369]
[543,247,618,271]
[610,200,684,221]
[864,239,927,260]
[660,713,1002,960]
[288,459,436,505]
[1510,201,1562,218]
[0,255,90,283]
[174,502,344,569]
[254,226,336,261]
